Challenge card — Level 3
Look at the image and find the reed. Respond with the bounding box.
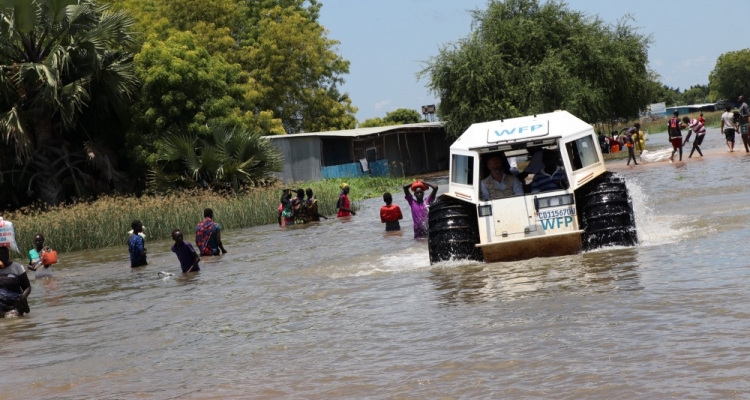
[3,176,411,255]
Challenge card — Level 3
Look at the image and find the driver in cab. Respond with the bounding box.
[480,154,524,201]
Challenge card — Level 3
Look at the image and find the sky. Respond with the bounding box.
[318,0,747,122]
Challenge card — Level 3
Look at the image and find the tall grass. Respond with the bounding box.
[3,176,412,255]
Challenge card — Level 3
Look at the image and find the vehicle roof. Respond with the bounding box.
[451,110,594,151]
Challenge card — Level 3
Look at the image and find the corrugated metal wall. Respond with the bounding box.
[384,135,403,177]
[270,137,322,182]
[321,159,391,179]
[269,126,450,182]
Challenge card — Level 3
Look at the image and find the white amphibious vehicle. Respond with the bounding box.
[428,111,637,264]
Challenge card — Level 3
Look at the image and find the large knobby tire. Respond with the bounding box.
[575,172,638,251]
[428,196,484,264]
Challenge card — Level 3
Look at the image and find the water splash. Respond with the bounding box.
[626,175,692,247]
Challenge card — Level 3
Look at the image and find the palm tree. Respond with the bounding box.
[0,0,138,205]
[148,125,283,193]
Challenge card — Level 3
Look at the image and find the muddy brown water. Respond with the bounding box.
[3,128,750,399]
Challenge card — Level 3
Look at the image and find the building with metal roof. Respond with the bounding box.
[264,122,449,182]
[665,103,717,116]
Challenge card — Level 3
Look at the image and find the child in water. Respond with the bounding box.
[380,192,403,231]
[171,229,200,273]
[128,220,147,268]
[27,233,56,278]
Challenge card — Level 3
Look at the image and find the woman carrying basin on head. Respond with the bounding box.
[403,180,438,239]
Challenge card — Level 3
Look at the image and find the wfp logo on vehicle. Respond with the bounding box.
[540,216,574,230]
[494,124,545,137]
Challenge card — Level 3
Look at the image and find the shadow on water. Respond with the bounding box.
[429,247,642,305]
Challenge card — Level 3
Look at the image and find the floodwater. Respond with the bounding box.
[3,127,750,399]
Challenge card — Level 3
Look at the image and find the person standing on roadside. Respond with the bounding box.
[620,123,640,166]
[698,112,706,127]
[739,96,750,151]
[667,110,683,162]
[721,105,738,152]
[682,116,706,157]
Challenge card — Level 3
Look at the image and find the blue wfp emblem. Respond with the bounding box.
[494,124,545,137]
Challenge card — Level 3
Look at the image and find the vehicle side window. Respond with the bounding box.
[451,154,473,185]
[565,135,599,171]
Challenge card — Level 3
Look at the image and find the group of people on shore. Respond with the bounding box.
[667,96,749,162]
[600,95,749,164]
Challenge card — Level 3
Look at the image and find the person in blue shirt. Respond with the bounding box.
[128,220,147,268]
[171,229,200,273]
[531,150,568,193]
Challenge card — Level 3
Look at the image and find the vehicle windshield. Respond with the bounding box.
[479,146,568,201]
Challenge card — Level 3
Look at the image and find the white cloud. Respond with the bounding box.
[374,100,391,111]
[681,55,707,69]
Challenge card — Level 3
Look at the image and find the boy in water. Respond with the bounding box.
[403,180,438,239]
[195,208,227,255]
[279,189,294,226]
[171,229,200,273]
[28,233,55,278]
[293,188,309,224]
[667,110,683,161]
[305,188,328,222]
[380,192,403,231]
[721,105,738,152]
[128,220,147,268]
[682,116,706,157]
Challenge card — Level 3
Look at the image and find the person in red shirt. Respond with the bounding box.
[336,183,356,217]
[698,112,706,127]
[380,192,403,231]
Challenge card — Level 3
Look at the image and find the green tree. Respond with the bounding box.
[359,108,424,127]
[709,49,750,101]
[420,0,653,137]
[113,0,357,134]
[0,0,138,205]
[682,84,710,105]
[384,108,423,124]
[133,31,284,142]
[246,5,356,133]
[358,117,390,128]
[647,83,683,107]
[148,125,282,192]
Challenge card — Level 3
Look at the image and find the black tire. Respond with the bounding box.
[428,196,484,264]
[575,172,638,251]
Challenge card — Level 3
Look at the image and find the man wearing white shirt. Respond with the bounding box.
[479,155,524,201]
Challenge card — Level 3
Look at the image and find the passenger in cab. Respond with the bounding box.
[479,154,524,201]
[531,150,568,193]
